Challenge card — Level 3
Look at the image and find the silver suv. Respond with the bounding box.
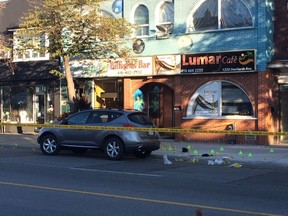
[37,109,160,160]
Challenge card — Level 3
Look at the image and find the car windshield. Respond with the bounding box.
[128,113,153,125]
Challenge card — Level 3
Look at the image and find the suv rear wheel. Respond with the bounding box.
[104,137,124,160]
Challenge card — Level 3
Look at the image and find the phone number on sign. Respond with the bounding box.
[182,68,204,73]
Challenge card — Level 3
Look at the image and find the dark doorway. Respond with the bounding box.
[135,83,174,139]
[280,85,288,143]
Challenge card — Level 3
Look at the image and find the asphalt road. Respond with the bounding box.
[0,134,288,216]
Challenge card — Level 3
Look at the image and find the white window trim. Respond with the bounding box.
[12,31,50,62]
[131,4,150,37]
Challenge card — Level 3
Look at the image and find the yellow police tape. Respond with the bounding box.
[1,122,288,136]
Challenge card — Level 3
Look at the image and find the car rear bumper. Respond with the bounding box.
[125,139,160,152]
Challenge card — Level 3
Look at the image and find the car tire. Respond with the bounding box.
[134,150,152,158]
[104,137,124,160]
[40,134,61,155]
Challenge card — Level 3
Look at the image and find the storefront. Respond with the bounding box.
[70,49,276,144]
[0,60,60,133]
[268,60,288,144]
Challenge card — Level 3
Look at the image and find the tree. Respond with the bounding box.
[0,1,7,57]
[19,0,132,113]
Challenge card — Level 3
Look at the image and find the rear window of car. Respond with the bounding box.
[128,113,153,125]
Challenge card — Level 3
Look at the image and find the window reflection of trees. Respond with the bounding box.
[158,2,174,26]
[134,5,149,36]
[189,0,253,32]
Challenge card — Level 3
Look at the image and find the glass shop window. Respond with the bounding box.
[187,0,253,32]
[2,86,33,122]
[156,1,174,34]
[134,4,149,36]
[187,81,253,117]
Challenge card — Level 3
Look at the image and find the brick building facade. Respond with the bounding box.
[101,0,276,145]
[2,0,284,145]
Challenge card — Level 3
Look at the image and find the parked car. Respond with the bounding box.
[37,109,160,160]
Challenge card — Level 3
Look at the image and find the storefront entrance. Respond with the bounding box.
[135,83,174,138]
[280,84,288,143]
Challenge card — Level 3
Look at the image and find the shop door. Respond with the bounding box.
[36,95,45,124]
[280,90,288,143]
[147,85,174,139]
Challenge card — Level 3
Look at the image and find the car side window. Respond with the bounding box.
[87,111,123,123]
[87,112,103,123]
[128,113,153,125]
[67,111,90,125]
[108,112,123,122]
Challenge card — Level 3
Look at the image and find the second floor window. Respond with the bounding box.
[134,4,149,36]
[187,0,253,32]
[13,31,49,62]
[156,1,174,36]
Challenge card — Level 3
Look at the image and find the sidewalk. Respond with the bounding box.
[1,133,288,167]
[153,139,288,168]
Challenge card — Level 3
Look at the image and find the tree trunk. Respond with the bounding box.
[63,55,77,113]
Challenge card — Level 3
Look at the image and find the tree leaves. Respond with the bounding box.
[18,0,132,112]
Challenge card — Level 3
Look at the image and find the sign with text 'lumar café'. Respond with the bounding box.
[181,50,256,73]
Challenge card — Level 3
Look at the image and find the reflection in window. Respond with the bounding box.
[188,81,253,116]
[134,5,149,36]
[157,1,174,34]
[68,111,90,124]
[149,86,161,118]
[188,0,253,32]
[134,89,144,111]
[192,0,218,31]
[2,86,33,122]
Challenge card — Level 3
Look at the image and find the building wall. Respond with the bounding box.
[273,0,288,60]
[117,0,276,144]
[123,0,273,71]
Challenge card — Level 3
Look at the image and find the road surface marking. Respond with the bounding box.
[0,181,282,216]
[70,167,162,177]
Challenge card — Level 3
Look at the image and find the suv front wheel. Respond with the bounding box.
[40,134,61,155]
[104,137,124,160]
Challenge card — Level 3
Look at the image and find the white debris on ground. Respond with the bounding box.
[208,156,232,166]
[163,155,173,165]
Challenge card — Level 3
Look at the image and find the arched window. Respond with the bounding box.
[187,0,253,32]
[156,1,174,35]
[134,5,149,36]
[187,81,253,117]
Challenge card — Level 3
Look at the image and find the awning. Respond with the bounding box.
[268,60,288,69]
[0,59,60,85]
